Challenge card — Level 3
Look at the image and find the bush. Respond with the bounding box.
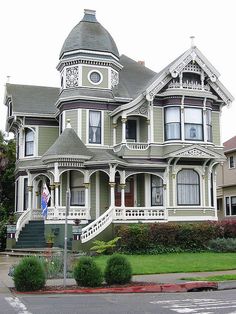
[73,256,103,287]
[13,256,46,292]
[90,237,121,254]
[208,238,236,252]
[104,254,132,285]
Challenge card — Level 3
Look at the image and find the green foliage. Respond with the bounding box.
[208,238,236,252]
[90,237,121,254]
[73,256,103,287]
[13,256,46,292]
[104,254,132,285]
[116,221,236,253]
[45,231,55,244]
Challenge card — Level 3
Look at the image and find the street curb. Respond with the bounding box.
[13,281,218,295]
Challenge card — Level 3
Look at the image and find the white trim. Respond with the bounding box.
[168,216,217,221]
[61,49,120,62]
[133,175,137,206]
[145,174,151,207]
[77,109,82,138]
[96,172,100,219]
[62,111,65,132]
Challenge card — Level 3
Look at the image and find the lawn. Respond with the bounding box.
[93,252,236,275]
[181,274,236,281]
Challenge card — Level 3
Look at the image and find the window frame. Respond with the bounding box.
[206,109,212,142]
[184,108,203,141]
[88,110,102,145]
[151,175,163,206]
[164,106,181,141]
[177,169,200,206]
[24,128,34,157]
[225,196,236,216]
[229,156,235,169]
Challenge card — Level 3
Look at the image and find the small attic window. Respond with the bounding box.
[88,70,103,85]
[182,73,201,84]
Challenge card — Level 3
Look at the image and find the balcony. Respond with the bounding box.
[113,142,149,153]
[168,81,210,92]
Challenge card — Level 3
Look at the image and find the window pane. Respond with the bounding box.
[185,108,202,123]
[185,124,203,140]
[231,197,236,215]
[126,120,137,140]
[151,175,163,206]
[229,156,234,168]
[89,111,101,144]
[165,107,180,123]
[165,123,180,140]
[24,178,28,211]
[226,197,230,215]
[25,129,34,156]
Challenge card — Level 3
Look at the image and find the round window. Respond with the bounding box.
[89,71,102,84]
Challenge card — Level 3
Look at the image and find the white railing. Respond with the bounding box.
[15,209,31,241]
[114,207,166,220]
[126,142,149,150]
[47,206,90,220]
[81,206,114,243]
[168,81,210,91]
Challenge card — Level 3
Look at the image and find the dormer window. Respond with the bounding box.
[25,128,34,156]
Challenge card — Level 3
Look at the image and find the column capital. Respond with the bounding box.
[109,182,116,188]
[54,182,60,188]
[121,118,127,123]
[84,183,90,189]
[27,186,33,192]
[50,185,55,190]
[35,191,39,196]
[119,184,126,189]
[112,123,118,128]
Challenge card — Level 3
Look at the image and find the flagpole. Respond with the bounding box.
[63,190,70,287]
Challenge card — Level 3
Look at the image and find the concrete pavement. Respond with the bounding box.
[1,254,236,294]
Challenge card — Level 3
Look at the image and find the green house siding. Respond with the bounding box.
[116,119,122,143]
[137,174,145,206]
[82,66,109,89]
[168,210,215,217]
[104,111,111,146]
[100,172,109,214]
[81,109,87,142]
[212,112,220,145]
[38,126,59,156]
[90,174,96,220]
[65,110,78,134]
[153,107,163,142]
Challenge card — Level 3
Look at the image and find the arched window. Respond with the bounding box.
[25,128,34,156]
[177,169,200,205]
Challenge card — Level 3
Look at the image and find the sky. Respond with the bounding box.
[0,0,235,142]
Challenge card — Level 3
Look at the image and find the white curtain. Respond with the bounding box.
[89,111,101,143]
[177,169,200,205]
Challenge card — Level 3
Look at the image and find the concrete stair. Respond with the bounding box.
[15,220,46,248]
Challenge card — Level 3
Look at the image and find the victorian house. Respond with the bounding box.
[4,9,234,248]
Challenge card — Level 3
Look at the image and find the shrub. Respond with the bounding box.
[90,237,121,254]
[208,238,236,252]
[117,224,149,251]
[13,256,46,292]
[73,256,103,287]
[104,254,132,285]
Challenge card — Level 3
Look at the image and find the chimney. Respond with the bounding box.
[138,60,145,66]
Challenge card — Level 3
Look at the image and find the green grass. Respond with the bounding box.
[181,274,236,282]
[93,253,236,275]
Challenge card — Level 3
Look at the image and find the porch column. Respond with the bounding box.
[28,186,33,211]
[112,123,117,146]
[50,185,55,207]
[121,118,127,143]
[54,182,60,207]
[212,169,217,217]
[109,182,116,207]
[84,183,90,213]
[120,184,126,207]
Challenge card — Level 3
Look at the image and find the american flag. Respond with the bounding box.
[41,183,50,218]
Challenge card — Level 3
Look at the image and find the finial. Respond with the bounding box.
[190,36,196,49]
[66,119,71,128]
[6,76,10,83]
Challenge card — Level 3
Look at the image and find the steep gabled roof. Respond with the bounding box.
[42,126,93,162]
[5,83,59,115]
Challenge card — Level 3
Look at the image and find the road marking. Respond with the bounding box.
[150,298,236,314]
[5,296,32,314]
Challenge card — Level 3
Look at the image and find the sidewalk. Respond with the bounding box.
[1,255,236,294]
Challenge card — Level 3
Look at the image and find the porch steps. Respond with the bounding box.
[15,220,46,248]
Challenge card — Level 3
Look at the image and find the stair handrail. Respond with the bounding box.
[80,206,114,243]
[15,208,31,241]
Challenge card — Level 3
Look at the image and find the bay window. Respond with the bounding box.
[165,107,181,140]
[89,110,101,144]
[177,169,200,205]
[70,171,85,206]
[184,108,203,140]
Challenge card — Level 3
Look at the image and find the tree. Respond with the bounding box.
[0,130,15,249]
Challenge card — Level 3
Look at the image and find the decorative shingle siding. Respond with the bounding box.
[153,107,163,142]
[65,110,78,134]
[38,127,59,156]
[212,111,220,145]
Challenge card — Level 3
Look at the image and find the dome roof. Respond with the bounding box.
[60,9,119,59]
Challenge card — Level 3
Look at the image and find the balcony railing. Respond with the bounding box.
[114,207,167,220]
[46,206,90,220]
[113,142,149,152]
[168,81,210,91]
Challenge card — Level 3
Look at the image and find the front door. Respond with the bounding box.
[115,177,134,207]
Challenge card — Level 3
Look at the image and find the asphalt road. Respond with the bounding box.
[1,289,236,314]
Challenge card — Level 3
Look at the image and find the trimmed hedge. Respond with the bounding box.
[116,220,236,253]
[104,254,132,285]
